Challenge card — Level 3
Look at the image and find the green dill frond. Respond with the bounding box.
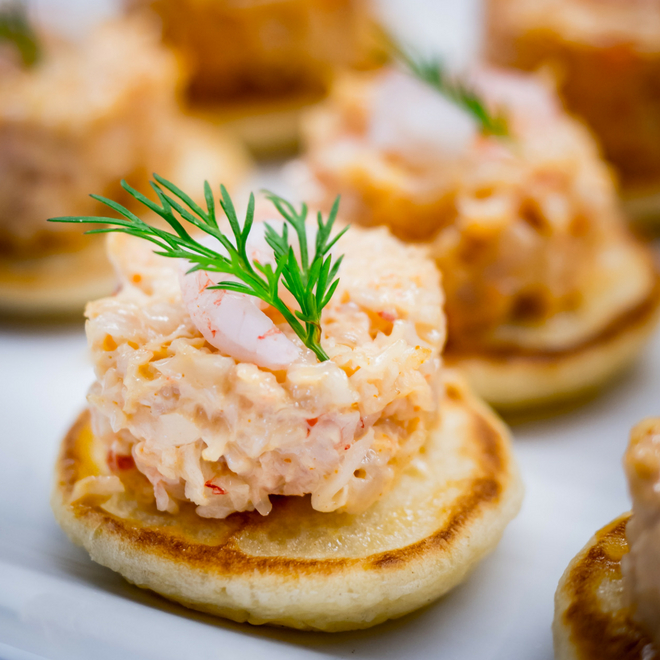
[391,39,509,138]
[48,176,348,363]
[0,1,41,67]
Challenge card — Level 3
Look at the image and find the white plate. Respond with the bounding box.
[2,1,658,658]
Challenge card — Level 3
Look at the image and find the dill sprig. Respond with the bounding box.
[392,41,509,137]
[261,191,347,360]
[48,175,348,363]
[0,1,41,67]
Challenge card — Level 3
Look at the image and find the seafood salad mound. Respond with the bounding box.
[486,0,660,197]
[128,0,379,105]
[490,0,660,45]
[0,18,179,258]
[300,66,655,352]
[85,223,445,519]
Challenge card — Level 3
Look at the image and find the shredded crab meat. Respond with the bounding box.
[85,224,445,519]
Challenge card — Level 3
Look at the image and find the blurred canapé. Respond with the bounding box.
[0,10,249,315]
[125,0,385,153]
[485,0,660,220]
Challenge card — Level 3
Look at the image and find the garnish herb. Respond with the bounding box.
[0,1,41,67]
[48,175,348,363]
[392,40,509,137]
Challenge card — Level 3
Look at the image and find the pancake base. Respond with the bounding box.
[51,371,523,632]
[624,187,660,230]
[446,280,660,411]
[0,239,116,318]
[553,514,657,660]
[189,88,328,157]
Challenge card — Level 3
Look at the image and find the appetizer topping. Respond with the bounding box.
[368,71,479,166]
[0,1,40,68]
[128,0,381,104]
[178,250,301,371]
[363,43,521,168]
[364,65,557,168]
[84,209,444,519]
[393,41,509,138]
[50,176,347,363]
[487,0,660,190]
[299,63,655,352]
[367,64,558,168]
[497,0,660,48]
[623,418,660,648]
[107,450,135,472]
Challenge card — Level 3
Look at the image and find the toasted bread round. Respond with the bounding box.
[51,371,523,632]
[624,188,660,229]
[0,123,250,318]
[446,278,660,411]
[553,514,656,660]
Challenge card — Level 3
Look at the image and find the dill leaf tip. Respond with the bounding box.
[0,1,41,67]
[47,176,348,363]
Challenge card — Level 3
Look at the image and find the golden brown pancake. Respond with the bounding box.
[624,188,660,230]
[190,89,330,157]
[553,514,657,660]
[445,276,660,411]
[0,239,117,318]
[51,371,523,632]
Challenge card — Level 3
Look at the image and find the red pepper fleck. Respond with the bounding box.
[378,310,396,322]
[344,445,351,451]
[307,417,319,427]
[205,481,226,495]
[107,450,135,471]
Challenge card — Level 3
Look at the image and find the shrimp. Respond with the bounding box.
[179,221,302,370]
[368,70,479,166]
[366,67,559,166]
